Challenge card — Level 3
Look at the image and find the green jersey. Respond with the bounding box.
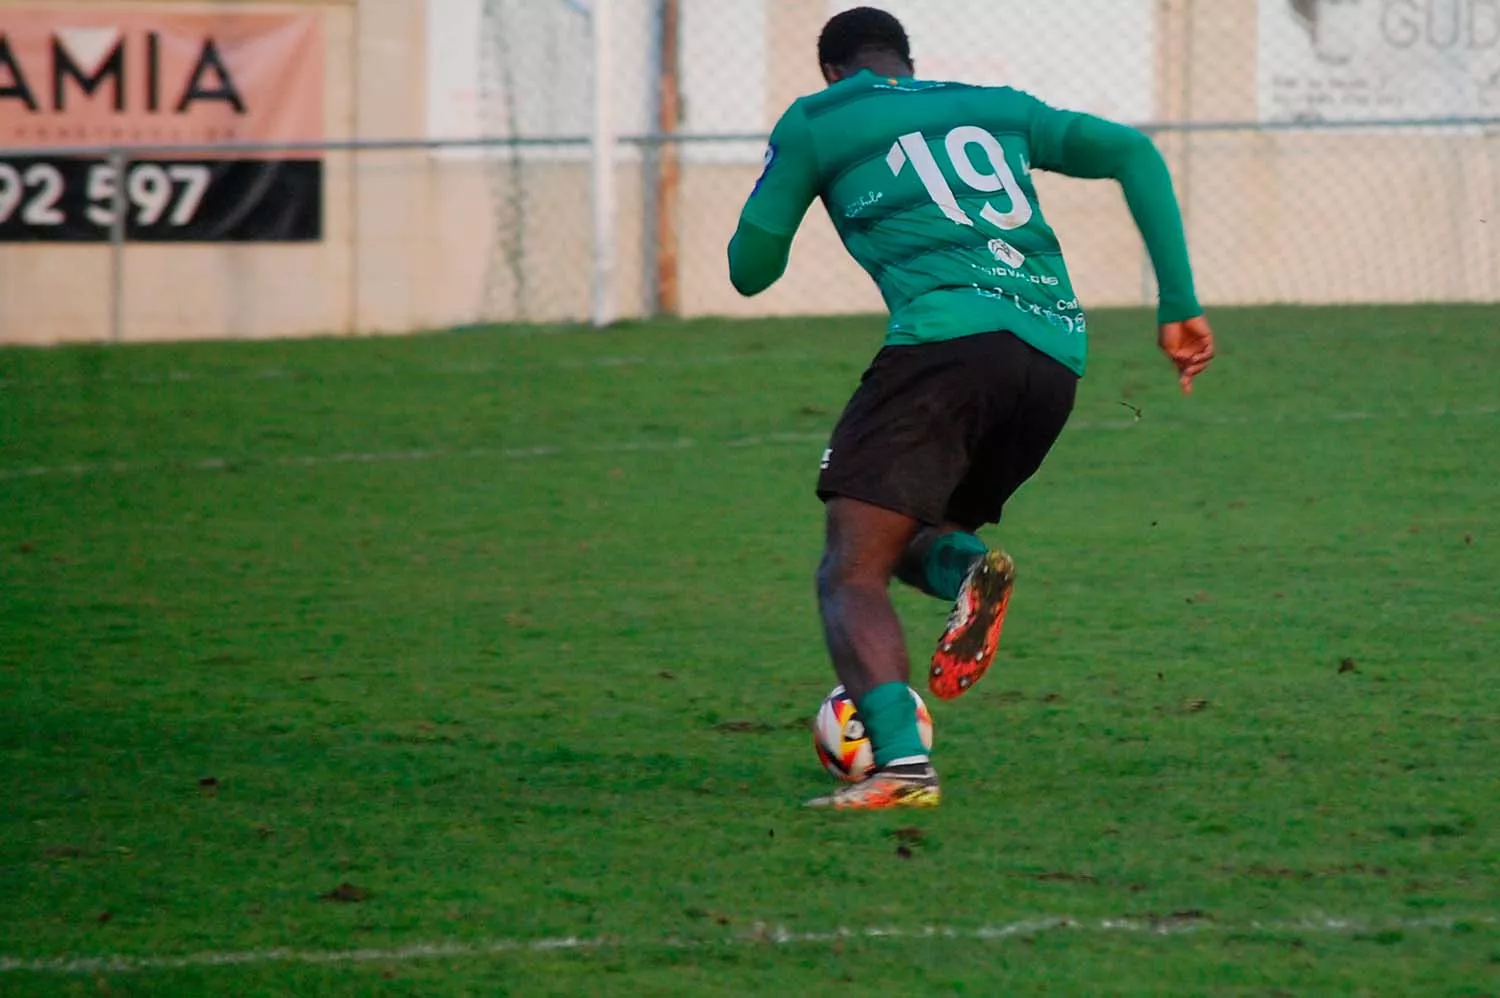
[729,71,1201,376]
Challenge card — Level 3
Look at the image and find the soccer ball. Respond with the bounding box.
[813,684,934,782]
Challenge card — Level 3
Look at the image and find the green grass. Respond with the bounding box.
[2,306,1498,995]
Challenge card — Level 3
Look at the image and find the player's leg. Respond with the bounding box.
[895,523,989,602]
[807,497,940,809]
[806,343,968,810]
[816,497,920,706]
[815,501,928,754]
[896,524,1012,703]
[927,336,1078,700]
[927,545,1018,700]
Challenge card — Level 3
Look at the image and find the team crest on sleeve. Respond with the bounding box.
[751,143,778,196]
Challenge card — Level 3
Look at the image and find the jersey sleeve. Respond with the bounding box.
[727,220,792,297]
[727,102,820,296]
[1019,92,1086,175]
[736,102,821,236]
[1023,95,1202,324]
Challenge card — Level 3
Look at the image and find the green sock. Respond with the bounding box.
[857,682,928,767]
[922,532,987,602]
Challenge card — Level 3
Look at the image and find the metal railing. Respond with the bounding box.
[4,112,1498,345]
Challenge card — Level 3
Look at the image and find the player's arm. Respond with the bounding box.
[1043,114,1199,322]
[727,105,821,297]
[1029,106,1215,393]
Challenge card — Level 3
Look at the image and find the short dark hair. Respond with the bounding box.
[817,7,911,69]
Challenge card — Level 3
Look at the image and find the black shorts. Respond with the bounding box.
[816,331,1078,529]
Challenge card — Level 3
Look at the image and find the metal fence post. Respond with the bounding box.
[589,0,617,328]
[108,149,128,345]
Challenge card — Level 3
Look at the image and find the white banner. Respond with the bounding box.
[1258,0,1500,121]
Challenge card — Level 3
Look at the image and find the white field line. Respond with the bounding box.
[0,437,713,483]
[0,913,1491,976]
[0,354,823,389]
[2,405,1498,485]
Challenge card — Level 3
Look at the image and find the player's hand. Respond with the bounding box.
[1158,315,1216,395]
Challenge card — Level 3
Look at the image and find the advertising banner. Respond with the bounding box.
[1259,0,1500,122]
[0,7,324,241]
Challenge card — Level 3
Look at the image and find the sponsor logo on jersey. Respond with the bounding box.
[971,263,1059,287]
[820,448,833,470]
[844,191,884,218]
[970,284,1086,335]
[987,237,1026,268]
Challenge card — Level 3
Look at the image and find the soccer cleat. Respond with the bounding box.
[928,549,1015,700]
[804,764,941,810]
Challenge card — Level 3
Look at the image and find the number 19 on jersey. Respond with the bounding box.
[887,125,1034,233]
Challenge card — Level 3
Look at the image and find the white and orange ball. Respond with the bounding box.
[813,684,934,782]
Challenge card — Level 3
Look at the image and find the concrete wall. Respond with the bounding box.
[1,0,1495,345]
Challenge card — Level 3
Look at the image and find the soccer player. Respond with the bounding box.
[728,7,1215,809]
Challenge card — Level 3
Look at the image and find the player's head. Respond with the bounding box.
[818,7,912,85]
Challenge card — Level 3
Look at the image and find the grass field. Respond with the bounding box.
[2,305,1498,995]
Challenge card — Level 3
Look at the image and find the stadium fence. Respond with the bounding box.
[2,0,1497,344]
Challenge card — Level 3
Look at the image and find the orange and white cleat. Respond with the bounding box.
[928,549,1015,700]
[804,764,941,810]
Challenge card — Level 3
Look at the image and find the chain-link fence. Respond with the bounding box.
[3,0,1496,343]
[458,0,1499,325]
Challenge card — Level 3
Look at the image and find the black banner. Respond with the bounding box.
[0,157,321,242]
